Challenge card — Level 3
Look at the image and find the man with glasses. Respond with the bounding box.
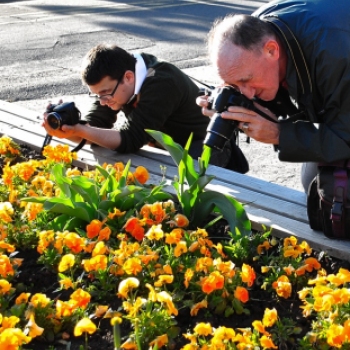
[42,44,248,172]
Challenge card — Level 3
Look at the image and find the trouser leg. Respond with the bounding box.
[301,162,318,193]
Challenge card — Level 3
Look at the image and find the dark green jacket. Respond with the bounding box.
[254,0,350,163]
[85,53,208,153]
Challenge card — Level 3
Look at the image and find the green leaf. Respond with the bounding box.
[192,191,251,236]
[146,130,198,185]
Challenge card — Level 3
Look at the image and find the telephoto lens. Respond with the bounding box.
[204,113,238,151]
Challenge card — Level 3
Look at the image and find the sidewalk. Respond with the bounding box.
[12,65,303,192]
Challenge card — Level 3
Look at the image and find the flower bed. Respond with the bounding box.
[1,134,350,349]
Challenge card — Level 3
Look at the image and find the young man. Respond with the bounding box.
[197,0,350,191]
[42,44,248,173]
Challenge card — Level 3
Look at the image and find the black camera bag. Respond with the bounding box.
[308,163,350,239]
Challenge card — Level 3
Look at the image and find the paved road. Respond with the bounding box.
[0,0,265,102]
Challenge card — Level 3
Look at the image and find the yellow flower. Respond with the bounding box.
[0,328,31,347]
[149,334,168,348]
[118,277,140,299]
[241,263,256,287]
[58,254,75,272]
[59,277,74,290]
[30,293,51,308]
[74,317,97,337]
[0,279,12,295]
[156,291,178,316]
[25,314,44,338]
[145,224,164,241]
[194,322,213,336]
[260,335,278,349]
[262,308,278,327]
[272,275,292,299]
[123,257,142,275]
[154,274,174,287]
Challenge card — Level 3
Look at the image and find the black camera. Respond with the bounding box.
[203,86,256,151]
[46,102,81,130]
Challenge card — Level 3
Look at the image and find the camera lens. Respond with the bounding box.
[204,113,237,151]
[47,112,63,130]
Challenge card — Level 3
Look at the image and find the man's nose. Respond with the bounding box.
[239,86,255,100]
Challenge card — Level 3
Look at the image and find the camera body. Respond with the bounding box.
[47,102,81,130]
[204,86,255,151]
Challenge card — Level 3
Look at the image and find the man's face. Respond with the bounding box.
[89,74,134,110]
[214,41,281,101]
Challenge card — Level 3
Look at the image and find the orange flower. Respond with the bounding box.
[97,226,111,241]
[190,299,208,316]
[165,228,184,244]
[133,166,149,184]
[149,334,169,348]
[64,232,86,254]
[173,214,189,228]
[272,275,292,299]
[86,219,103,239]
[124,217,145,241]
[241,263,256,287]
[150,202,166,223]
[201,271,225,294]
[70,289,91,309]
[257,240,271,254]
[234,286,249,303]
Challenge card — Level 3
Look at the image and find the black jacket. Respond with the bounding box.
[254,0,350,163]
[84,53,208,153]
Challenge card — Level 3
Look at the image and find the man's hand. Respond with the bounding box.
[221,103,280,145]
[196,95,216,118]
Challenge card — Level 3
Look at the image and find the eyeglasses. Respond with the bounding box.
[89,74,124,102]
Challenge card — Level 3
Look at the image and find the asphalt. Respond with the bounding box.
[12,64,303,192]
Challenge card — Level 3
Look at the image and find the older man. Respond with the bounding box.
[197,0,350,191]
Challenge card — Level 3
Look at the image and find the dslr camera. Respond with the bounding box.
[203,86,256,151]
[46,102,81,130]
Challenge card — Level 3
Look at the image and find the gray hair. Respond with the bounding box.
[208,14,276,53]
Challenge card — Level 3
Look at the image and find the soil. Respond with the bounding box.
[3,144,350,350]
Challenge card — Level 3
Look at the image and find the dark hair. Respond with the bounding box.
[208,14,276,52]
[81,44,137,85]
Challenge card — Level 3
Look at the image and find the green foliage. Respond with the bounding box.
[146,130,251,236]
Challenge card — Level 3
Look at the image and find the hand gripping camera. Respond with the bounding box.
[42,101,86,154]
[203,86,277,151]
[46,102,81,130]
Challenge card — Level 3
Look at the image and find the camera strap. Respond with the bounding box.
[41,120,88,154]
[262,16,314,122]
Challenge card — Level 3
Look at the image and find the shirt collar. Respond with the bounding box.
[133,53,147,95]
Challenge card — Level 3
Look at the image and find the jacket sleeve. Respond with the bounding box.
[116,75,183,154]
[278,29,350,163]
[83,101,118,129]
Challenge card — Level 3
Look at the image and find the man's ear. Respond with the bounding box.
[124,70,135,84]
[264,40,280,60]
